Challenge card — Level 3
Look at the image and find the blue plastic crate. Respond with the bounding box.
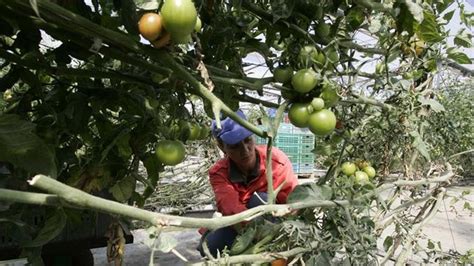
[301,134,314,144]
[298,154,314,164]
[295,163,314,173]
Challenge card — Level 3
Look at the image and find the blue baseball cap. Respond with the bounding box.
[211,110,253,145]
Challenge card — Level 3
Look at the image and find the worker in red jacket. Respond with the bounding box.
[197,110,298,257]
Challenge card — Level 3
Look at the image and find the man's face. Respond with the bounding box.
[221,136,256,171]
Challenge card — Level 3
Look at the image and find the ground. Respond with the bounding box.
[91,186,473,265]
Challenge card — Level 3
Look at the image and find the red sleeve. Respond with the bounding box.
[273,149,298,204]
[209,171,247,216]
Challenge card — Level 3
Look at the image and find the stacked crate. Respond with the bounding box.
[256,123,315,174]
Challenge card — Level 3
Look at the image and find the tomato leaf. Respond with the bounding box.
[134,0,159,10]
[454,30,473,48]
[311,251,332,265]
[346,6,365,31]
[230,227,257,255]
[428,239,435,249]
[271,0,295,23]
[287,183,333,203]
[442,10,455,22]
[417,11,443,43]
[0,114,57,178]
[402,0,424,23]
[119,0,139,36]
[396,3,416,35]
[22,208,67,248]
[383,236,393,251]
[410,131,431,161]
[109,174,136,202]
[417,96,445,113]
[154,233,177,253]
[447,51,472,64]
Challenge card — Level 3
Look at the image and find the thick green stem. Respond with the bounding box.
[6,169,449,230]
[211,76,263,91]
[265,101,290,204]
[190,242,317,265]
[156,50,265,137]
[0,189,63,207]
[0,49,156,86]
[343,94,394,111]
[236,94,280,108]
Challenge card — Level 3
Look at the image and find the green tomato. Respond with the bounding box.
[363,166,376,178]
[155,140,186,166]
[341,162,357,176]
[354,171,369,185]
[311,97,325,111]
[194,16,202,32]
[188,123,201,141]
[308,109,336,136]
[273,66,293,83]
[291,69,318,94]
[315,22,330,37]
[161,0,197,42]
[288,102,312,128]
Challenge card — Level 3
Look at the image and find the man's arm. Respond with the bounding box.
[272,149,298,204]
[210,173,247,216]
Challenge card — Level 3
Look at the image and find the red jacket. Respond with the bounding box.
[209,145,298,216]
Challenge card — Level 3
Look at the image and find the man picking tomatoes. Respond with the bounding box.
[197,110,298,257]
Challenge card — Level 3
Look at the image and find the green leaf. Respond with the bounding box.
[134,0,159,10]
[119,0,139,36]
[287,184,333,203]
[22,208,67,248]
[143,155,161,189]
[454,30,472,48]
[154,233,178,253]
[417,11,443,43]
[464,201,473,211]
[230,227,257,255]
[448,51,472,64]
[427,239,435,249]
[29,0,41,19]
[423,59,438,72]
[410,131,431,161]
[443,10,455,22]
[402,0,424,22]
[312,251,332,265]
[0,114,57,178]
[346,7,365,31]
[417,96,445,113]
[383,236,393,251]
[109,174,136,202]
[271,0,295,23]
[116,133,132,159]
[396,3,416,35]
